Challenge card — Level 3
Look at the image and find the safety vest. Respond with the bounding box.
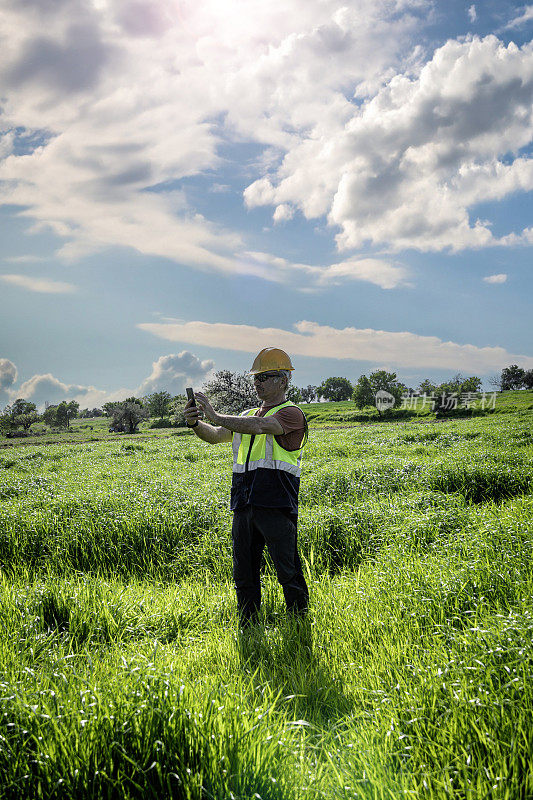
[232,401,306,477]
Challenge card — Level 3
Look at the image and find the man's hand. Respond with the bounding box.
[184,398,205,427]
[193,392,220,424]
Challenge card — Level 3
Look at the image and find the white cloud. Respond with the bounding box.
[483,273,507,283]
[504,5,533,29]
[468,5,477,23]
[9,373,103,410]
[1,0,531,285]
[453,157,533,206]
[314,258,411,289]
[0,0,433,279]
[0,359,17,393]
[245,36,533,253]
[242,252,410,289]
[0,274,76,293]
[6,351,215,410]
[137,318,533,373]
[273,204,295,223]
[0,131,14,159]
[4,255,46,264]
[136,352,215,395]
[209,184,231,194]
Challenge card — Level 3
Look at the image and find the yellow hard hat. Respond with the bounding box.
[249,347,295,374]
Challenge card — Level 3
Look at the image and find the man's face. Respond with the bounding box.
[253,371,285,402]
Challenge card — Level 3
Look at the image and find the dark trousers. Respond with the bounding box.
[232,505,309,625]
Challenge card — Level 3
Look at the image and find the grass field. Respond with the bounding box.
[0,410,532,798]
[3,390,533,449]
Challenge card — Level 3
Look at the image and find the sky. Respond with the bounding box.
[0,0,532,409]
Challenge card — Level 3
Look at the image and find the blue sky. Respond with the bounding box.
[0,0,532,409]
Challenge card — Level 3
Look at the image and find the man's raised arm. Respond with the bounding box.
[191,392,284,437]
[184,398,232,444]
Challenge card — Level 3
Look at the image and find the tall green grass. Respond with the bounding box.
[0,412,531,798]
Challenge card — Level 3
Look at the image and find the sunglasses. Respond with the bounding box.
[254,372,281,383]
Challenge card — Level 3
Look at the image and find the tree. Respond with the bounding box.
[460,376,482,393]
[55,402,69,428]
[42,405,59,427]
[111,401,149,433]
[53,400,79,428]
[79,407,104,418]
[15,411,40,431]
[501,365,526,390]
[170,394,188,427]
[41,401,79,428]
[286,385,302,403]
[299,385,318,403]
[2,399,40,433]
[103,402,121,417]
[418,379,437,395]
[368,371,407,405]
[0,415,13,436]
[523,369,533,390]
[417,374,481,400]
[145,391,172,419]
[203,370,258,414]
[104,399,144,418]
[318,377,353,402]
[436,373,465,395]
[352,375,374,409]
[67,400,79,425]
[0,408,18,435]
[5,399,37,418]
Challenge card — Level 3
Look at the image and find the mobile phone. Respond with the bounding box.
[186,387,196,406]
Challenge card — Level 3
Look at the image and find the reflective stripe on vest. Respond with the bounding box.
[232,402,305,477]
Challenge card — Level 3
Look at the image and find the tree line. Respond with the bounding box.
[0,399,80,436]
[1,364,531,436]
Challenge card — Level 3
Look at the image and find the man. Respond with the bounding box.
[184,347,309,627]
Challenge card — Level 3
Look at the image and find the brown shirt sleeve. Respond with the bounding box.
[256,405,306,451]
